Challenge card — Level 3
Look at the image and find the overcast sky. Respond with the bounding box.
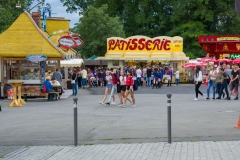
[31,0,79,28]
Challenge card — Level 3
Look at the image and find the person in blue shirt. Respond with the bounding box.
[152,68,159,89]
[43,76,55,101]
[158,70,163,88]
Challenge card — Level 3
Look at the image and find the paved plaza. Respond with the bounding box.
[0,84,240,159]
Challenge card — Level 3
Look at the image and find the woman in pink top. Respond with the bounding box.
[118,70,132,107]
[99,71,113,105]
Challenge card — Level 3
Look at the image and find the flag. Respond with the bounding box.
[235,0,240,13]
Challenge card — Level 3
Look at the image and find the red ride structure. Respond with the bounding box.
[198,35,240,59]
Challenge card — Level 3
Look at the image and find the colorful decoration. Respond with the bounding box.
[41,3,52,32]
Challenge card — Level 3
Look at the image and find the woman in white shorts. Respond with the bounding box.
[99,71,112,104]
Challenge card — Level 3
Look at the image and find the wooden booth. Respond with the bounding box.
[0,11,79,98]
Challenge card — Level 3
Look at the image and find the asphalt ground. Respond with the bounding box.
[0,84,240,156]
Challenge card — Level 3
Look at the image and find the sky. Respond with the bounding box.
[31,0,79,28]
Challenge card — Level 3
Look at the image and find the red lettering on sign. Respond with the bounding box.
[108,40,115,50]
[138,38,145,50]
[120,40,127,50]
[146,40,152,50]
[153,39,160,50]
[164,40,171,50]
[129,38,138,50]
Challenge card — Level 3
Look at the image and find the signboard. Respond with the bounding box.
[230,54,240,59]
[73,37,84,48]
[26,54,47,62]
[58,35,77,50]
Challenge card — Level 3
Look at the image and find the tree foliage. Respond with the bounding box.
[0,0,34,34]
[72,5,125,58]
[54,0,240,58]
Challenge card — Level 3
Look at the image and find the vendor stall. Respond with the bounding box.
[60,59,84,89]
[0,11,81,97]
[98,36,189,82]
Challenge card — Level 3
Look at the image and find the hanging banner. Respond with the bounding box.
[26,54,47,62]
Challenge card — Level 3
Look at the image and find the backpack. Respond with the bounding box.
[40,84,47,93]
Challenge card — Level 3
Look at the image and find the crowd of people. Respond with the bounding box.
[194,63,239,101]
[69,65,180,107]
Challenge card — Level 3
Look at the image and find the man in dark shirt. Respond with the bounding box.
[228,64,239,100]
[217,68,229,100]
[146,66,152,87]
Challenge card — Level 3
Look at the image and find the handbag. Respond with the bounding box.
[71,75,77,84]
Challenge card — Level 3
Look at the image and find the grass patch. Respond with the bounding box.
[88,138,94,141]
[101,138,114,141]
[25,145,31,148]
[84,144,94,146]
[0,155,5,158]
[193,136,203,139]
[208,136,212,137]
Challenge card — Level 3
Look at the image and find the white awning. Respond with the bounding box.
[60,59,84,67]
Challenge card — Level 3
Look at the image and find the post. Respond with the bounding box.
[167,93,172,143]
[73,97,78,146]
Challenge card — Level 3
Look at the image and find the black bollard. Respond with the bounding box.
[73,97,78,146]
[167,93,172,143]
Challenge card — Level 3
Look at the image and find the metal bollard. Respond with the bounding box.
[167,93,172,143]
[73,97,78,146]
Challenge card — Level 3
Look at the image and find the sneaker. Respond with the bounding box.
[226,97,230,100]
[205,98,210,100]
[105,102,110,105]
[212,98,215,100]
[121,105,126,108]
[99,101,104,105]
[234,97,239,100]
[216,97,221,100]
[118,104,122,107]
[111,102,116,105]
[131,104,136,107]
[193,98,198,101]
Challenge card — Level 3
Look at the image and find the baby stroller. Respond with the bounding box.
[90,77,98,87]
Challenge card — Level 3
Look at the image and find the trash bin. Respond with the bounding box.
[67,80,72,89]
[7,85,14,100]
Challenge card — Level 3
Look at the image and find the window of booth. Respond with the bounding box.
[5,60,58,81]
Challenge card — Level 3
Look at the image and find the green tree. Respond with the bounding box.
[0,0,34,34]
[72,5,125,58]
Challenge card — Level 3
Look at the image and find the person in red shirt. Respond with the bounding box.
[123,70,136,107]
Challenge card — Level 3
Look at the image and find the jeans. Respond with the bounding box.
[108,85,117,102]
[72,83,78,95]
[78,77,82,88]
[207,80,216,98]
[146,77,151,86]
[137,77,141,86]
[175,79,179,86]
[81,78,87,87]
[47,89,56,100]
[219,83,228,98]
[215,83,222,96]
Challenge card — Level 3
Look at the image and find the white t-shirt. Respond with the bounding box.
[175,71,180,79]
[194,71,202,82]
[136,69,142,77]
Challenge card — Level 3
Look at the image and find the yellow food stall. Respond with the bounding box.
[98,36,189,82]
[0,11,79,97]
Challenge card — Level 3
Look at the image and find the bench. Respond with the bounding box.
[21,86,47,101]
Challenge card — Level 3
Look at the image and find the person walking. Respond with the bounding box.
[205,64,218,100]
[77,69,82,88]
[99,71,112,105]
[80,68,87,89]
[146,66,152,87]
[136,67,142,87]
[105,69,119,105]
[142,66,147,87]
[123,70,136,107]
[152,68,159,89]
[118,70,132,107]
[215,67,225,98]
[174,69,180,86]
[167,67,173,86]
[194,65,204,101]
[98,69,104,87]
[71,69,78,96]
[228,64,239,100]
[217,68,229,99]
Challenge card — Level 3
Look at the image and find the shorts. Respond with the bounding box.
[230,83,238,91]
[120,85,126,92]
[117,84,121,93]
[126,86,130,90]
[106,84,112,89]
[99,78,103,82]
